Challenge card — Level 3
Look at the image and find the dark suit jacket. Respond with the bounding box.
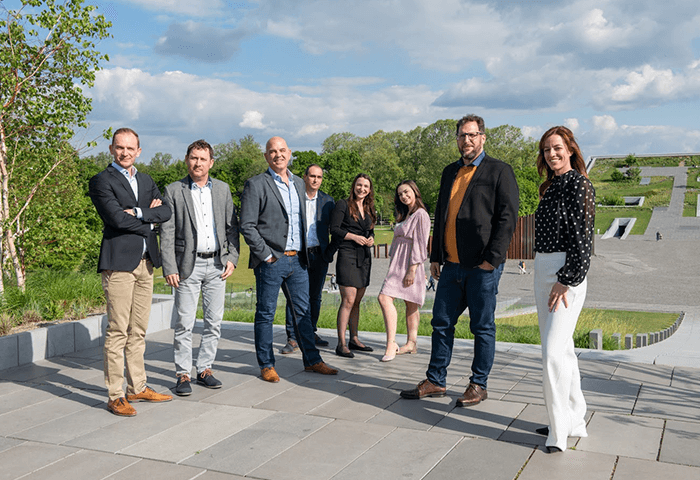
[430,154,519,269]
[313,190,335,258]
[240,170,309,269]
[160,176,240,281]
[89,164,172,272]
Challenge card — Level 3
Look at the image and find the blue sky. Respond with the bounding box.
[7,0,700,163]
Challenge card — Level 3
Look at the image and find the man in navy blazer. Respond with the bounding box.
[401,114,519,407]
[89,128,173,416]
[240,136,338,382]
[280,164,335,354]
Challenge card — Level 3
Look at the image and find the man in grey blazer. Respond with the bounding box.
[161,139,240,396]
[240,136,338,383]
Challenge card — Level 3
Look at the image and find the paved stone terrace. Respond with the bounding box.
[2,319,700,480]
[640,166,700,240]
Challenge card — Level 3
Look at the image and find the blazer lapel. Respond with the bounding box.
[108,165,138,204]
[180,178,197,227]
[265,171,286,211]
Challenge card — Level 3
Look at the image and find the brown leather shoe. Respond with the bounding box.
[456,383,487,407]
[304,361,339,375]
[107,397,137,417]
[400,379,446,399]
[261,367,280,383]
[126,386,173,403]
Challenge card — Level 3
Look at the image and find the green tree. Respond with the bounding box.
[319,149,362,201]
[212,135,266,205]
[290,150,321,177]
[0,0,111,291]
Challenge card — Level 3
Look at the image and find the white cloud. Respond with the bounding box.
[297,124,328,136]
[240,111,267,129]
[564,118,580,133]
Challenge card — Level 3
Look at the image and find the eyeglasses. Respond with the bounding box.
[456,132,484,142]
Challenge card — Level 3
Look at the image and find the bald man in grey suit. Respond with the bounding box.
[161,139,239,396]
[240,136,338,383]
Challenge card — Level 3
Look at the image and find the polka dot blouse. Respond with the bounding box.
[535,169,596,287]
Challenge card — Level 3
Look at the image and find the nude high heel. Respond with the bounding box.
[381,342,400,362]
[398,340,417,355]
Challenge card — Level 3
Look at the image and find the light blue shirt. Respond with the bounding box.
[268,167,302,252]
[457,150,485,168]
[112,162,147,254]
[305,191,320,248]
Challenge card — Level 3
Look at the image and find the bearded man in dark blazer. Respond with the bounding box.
[401,114,519,407]
[89,127,173,416]
[240,136,338,383]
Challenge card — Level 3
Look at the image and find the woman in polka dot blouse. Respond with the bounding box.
[533,126,595,454]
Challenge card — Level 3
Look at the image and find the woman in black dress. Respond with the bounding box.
[330,173,376,357]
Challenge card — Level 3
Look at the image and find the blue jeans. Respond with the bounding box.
[426,262,503,389]
[254,254,322,368]
[285,249,328,340]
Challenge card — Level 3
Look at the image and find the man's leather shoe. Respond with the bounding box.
[280,339,299,354]
[456,383,487,407]
[126,386,173,403]
[261,367,280,383]
[197,369,222,389]
[315,334,329,346]
[175,375,192,396]
[400,379,446,399]
[107,397,136,416]
[304,361,338,375]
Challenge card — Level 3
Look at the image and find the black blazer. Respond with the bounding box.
[327,198,374,265]
[430,154,519,269]
[314,190,335,257]
[89,164,172,272]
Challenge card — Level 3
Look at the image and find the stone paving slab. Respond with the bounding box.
[613,456,700,480]
[577,412,664,460]
[517,449,617,480]
[659,419,700,467]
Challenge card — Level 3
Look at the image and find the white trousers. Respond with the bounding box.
[535,252,588,451]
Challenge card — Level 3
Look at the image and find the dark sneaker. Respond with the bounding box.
[175,375,192,396]
[196,369,222,389]
[280,339,299,354]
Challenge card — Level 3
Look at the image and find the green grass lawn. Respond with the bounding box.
[684,189,699,217]
[214,292,679,351]
[594,207,652,235]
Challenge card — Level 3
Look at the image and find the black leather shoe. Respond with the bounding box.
[348,340,373,352]
[546,446,563,454]
[536,426,549,436]
[315,334,330,346]
[335,344,354,358]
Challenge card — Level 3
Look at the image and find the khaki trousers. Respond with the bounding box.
[102,259,154,401]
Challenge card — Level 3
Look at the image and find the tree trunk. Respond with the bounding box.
[0,127,25,292]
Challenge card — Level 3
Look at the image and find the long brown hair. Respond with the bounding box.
[394,180,427,223]
[347,173,377,228]
[537,126,588,197]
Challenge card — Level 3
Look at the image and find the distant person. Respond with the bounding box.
[280,164,335,354]
[329,273,338,291]
[400,114,519,407]
[89,127,173,416]
[378,181,430,362]
[534,126,595,453]
[656,231,663,241]
[240,136,338,382]
[161,139,240,396]
[518,261,527,274]
[329,173,376,358]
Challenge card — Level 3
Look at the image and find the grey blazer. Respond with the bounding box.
[160,176,240,280]
[240,170,309,269]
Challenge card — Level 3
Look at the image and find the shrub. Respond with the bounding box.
[600,194,624,206]
[625,167,641,182]
[610,170,625,182]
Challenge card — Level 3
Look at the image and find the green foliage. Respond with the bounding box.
[211,135,267,205]
[600,194,624,206]
[317,149,363,201]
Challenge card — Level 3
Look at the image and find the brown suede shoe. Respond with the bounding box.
[456,382,487,407]
[304,361,339,375]
[400,379,446,399]
[126,386,173,403]
[261,367,280,383]
[107,397,137,417]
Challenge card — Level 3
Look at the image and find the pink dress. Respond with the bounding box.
[379,209,431,305]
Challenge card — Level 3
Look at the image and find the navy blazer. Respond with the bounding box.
[89,165,171,272]
[313,189,335,258]
[240,170,310,269]
[430,154,519,269]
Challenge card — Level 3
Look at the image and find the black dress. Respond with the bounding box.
[329,199,374,288]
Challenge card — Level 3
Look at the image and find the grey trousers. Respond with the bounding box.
[173,256,226,376]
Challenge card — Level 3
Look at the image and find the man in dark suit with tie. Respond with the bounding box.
[400,114,519,406]
[89,127,173,416]
[161,139,240,396]
[280,164,335,354]
[240,136,338,382]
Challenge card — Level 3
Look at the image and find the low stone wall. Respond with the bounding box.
[0,294,174,372]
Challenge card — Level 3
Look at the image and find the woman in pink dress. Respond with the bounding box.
[378,181,431,362]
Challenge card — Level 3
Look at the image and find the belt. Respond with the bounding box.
[308,246,321,254]
[284,250,298,256]
[196,251,218,259]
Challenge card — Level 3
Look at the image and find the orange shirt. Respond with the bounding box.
[445,164,476,263]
